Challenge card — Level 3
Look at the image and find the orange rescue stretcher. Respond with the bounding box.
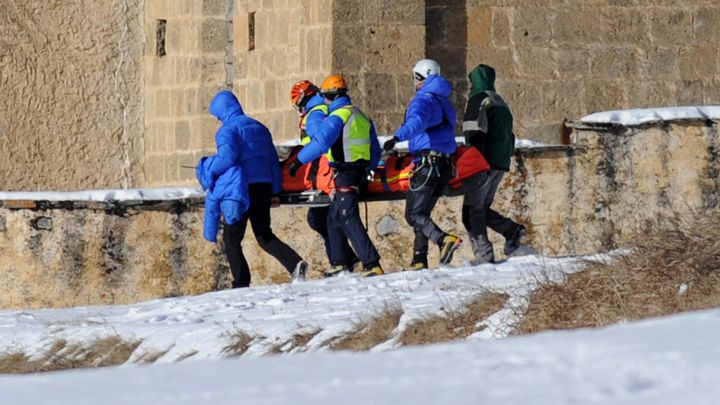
[279,145,491,206]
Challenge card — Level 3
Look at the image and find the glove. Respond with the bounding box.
[288,159,303,177]
[383,136,399,152]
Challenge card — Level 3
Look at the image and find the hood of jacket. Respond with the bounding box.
[417,74,452,98]
[209,90,244,123]
[328,95,352,112]
[304,93,326,113]
[468,64,496,98]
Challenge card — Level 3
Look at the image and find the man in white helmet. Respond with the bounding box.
[383,59,462,269]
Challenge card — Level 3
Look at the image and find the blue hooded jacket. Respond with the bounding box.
[304,94,327,138]
[297,95,381,168]
[394,74,457,155]
[208,91,282,195]
[196,94,251,242]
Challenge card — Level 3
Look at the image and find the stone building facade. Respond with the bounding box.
[2,0,719,189]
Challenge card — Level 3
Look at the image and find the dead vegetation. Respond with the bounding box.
[221,330,256,356]
[516,213,720,334]
[330,303,404,351]
[0,336,140,374]
[399,292,509,346]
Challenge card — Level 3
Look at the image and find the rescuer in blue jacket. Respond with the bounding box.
[288,75,383,277]
[290,80,359,269]
[383,59,462,270]
[201,90,307,287]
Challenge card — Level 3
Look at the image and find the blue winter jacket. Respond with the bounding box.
[304,94,327,137]
[395,74,457,155]
[196,129,249,243]
[297,95,381,169]
[208,91,282,195]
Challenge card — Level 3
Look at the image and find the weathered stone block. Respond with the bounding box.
[694,7,720,42]
[556,48,591,79]
[365,25,424,71]
[175,121,191,150]
[522,123,562,144]
[515,47,557,79]
[332,0,363,22]
[467,47,517,79]
[381,0,424,24]
[585,80,626,113]
[650,8,693,46]
[541,80,586,123]
[165,154,179,183]
[703,80,720,105]
[554,8,599,45]
[202,0,227,16]
[601,7,649,45]
[496,80,543,123]
[679,45,718,80]
[467,6,492,48]
[626,81,675,108]
[200,18,227,53]
[513,7,553,46]
[492,8,511,47]
[178,153,196,181]
[364,73,397,112]
[144,156,165,184]
[675,79,704,105]
[590,48,639,78]
[643,47,678,77]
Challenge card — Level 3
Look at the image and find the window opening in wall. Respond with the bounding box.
[248,12,255,51]
[156,19,167,57]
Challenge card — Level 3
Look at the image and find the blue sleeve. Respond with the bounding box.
[369,122,381,168]
[305,109,326,138]
[395,96,434,142]
[270,146,282,195]
[207,127,239,178]
[297,114,343,164]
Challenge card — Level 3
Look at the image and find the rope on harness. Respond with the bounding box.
[408,157,434,192]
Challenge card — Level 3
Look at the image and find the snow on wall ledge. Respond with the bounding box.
[1,112,719,309]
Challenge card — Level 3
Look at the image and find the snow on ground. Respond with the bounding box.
[580,105,720,126]
[0,255,575,364]
[1,253,719,404]
[0,188,203,202]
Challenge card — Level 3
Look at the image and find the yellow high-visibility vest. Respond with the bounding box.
[327,105,372,163]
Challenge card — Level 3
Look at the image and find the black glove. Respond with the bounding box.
[288,159,303,177]
[383,136,399,152]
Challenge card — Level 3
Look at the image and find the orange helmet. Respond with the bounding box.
[320,75,347,95]
[290,80,318,109]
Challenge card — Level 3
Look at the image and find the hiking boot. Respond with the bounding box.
[324,265,351,278]
[439,234,462,266]
[358,263,384,277]
[292,261,308,283]
[504,225,526,256]
[405,254,428,271]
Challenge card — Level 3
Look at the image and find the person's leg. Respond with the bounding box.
[404,164,447,246]
[223,217,250,288]
[465,174,496,264]
[334,190,381,267]
[307,206,332,262]
[327,198,353,267]
[247,183,303,274]
[482,171,521,237]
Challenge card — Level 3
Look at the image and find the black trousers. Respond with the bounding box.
[307,206,358,266]
[462,170,520,263]
[327,167,380,267]
[223,183,303,288]
[404,157,452,261]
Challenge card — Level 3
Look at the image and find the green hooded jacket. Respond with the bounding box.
[463,64,514,170]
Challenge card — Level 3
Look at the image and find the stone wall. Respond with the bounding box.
[143,0,233,187]
[0,0,144,191]
[3,119,718,309]
[233,0,333,143]
[330,0,426,135]
[462,0,720,144]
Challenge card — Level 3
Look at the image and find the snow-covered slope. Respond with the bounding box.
[2,253,718,404]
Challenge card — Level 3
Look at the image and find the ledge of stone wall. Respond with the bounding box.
[3,122,718,309]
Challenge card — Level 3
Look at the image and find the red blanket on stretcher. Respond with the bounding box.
[280,145,490,196]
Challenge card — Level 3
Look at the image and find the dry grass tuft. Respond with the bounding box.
[0,336,140,374]
[399,292,509,346]
[222,330,256,356]
[330,303,404,351]
[267,327,323,354]
[516,213,720,334]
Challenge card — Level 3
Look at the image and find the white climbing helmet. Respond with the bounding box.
[412,59,441,83]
